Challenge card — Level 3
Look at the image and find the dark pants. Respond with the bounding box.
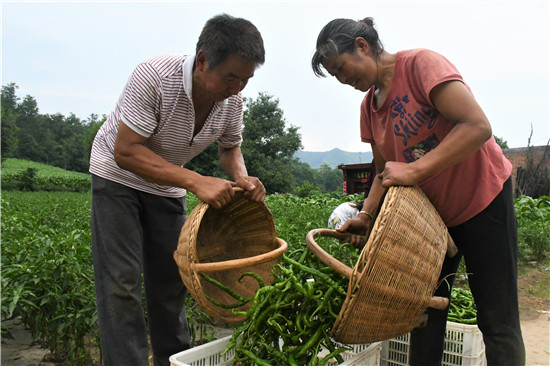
[91,175,190,366]
[409,177,525,366]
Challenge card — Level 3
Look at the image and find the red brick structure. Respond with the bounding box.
[502,145,550,197]
[338,146,549,197]
[338,162,375,195]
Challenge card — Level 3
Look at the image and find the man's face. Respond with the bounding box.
[196,52,256,102]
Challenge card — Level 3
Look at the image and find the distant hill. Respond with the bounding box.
[295,148,373,169]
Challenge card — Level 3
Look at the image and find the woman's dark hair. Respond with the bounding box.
[196,13,265,70]
[311,17,384,77]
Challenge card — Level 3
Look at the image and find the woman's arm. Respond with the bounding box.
[337,144,387,247]
[360,144,387,216]
[380,80,492,187]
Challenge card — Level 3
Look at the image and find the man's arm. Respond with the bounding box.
[218,144,248,181]
[114,121,236,208]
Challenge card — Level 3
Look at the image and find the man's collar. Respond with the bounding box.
[182,55,229,109]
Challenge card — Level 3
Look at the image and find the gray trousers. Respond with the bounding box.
[91,175,190,366]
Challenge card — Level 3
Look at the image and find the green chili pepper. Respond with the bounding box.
[199,272,252,303]
[319,348,348,366]
[235,347,272,366]
[239,271,265,288]
[203,293,250,309]
[295,326,324,358]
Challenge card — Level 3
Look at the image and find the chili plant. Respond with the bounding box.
[514,195,550,260]
[1,191,98,364]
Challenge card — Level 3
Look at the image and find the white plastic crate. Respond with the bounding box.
[381,333,409,366]
[170,336,234,366]
[380,321,486,366]
[339,342,381,366]
[443,322,486,366]
[170,335,381,366]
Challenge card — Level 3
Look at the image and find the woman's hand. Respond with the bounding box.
[379,161,421,188]
[337,216,372,249]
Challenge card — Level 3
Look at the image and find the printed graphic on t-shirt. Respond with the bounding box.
[402,134,440,162]
[391,94,437,146]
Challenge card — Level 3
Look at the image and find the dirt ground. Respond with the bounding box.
[2,264,549,366]
[517,262,550,366]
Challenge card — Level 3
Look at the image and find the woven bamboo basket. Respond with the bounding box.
[306,185,457,344]
[173,188,287,323]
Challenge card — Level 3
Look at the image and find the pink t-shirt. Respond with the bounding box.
[360,49,512,227]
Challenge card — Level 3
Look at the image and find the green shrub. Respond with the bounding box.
[515,195,550,261]
[293,182,322,197]
[18,167,37,191]
[1,158,91,192]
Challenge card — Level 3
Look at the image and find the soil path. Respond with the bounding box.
[521,313,550,366]
[1,318,52,366]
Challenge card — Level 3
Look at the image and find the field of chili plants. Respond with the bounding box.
[0,189,361,364]
[1,191,97,364]
[2,187,548,364]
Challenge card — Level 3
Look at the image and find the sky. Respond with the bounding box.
[2,0,549,153]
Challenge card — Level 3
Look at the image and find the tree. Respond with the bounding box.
[314,162,343,193]
[1,83,20,111]
[494,135,509,149]
[1,83,307,188]
[1,83,20,160]
[1,107,19,161]
[185,93,303,193]
[14,94,42,161]
[515,127,550,198]
[82,114,107,161]
[184,143,226,178]
[241,93,303,193]
[291,160,316,188]
[56,113,89,172]
[2,83,94,172]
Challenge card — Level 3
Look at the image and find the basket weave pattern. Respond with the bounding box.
[332,186,452,343]
[173,189,286,323]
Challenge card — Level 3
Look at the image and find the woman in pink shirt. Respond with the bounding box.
[312,17,525,366]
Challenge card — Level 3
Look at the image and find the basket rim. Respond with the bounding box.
[173,188,286,323]
[307,186,453,343]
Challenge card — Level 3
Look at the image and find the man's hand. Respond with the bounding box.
[235,176,266,202]
[192,176,236,209]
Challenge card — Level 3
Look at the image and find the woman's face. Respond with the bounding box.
[322,39,376,92]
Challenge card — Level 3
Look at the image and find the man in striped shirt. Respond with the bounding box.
[89,14,265,366]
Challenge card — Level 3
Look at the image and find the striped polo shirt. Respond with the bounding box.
[89,54,244,197]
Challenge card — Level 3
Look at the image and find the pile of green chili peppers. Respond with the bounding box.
[218,238,359,365]
[448,287,478,325]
